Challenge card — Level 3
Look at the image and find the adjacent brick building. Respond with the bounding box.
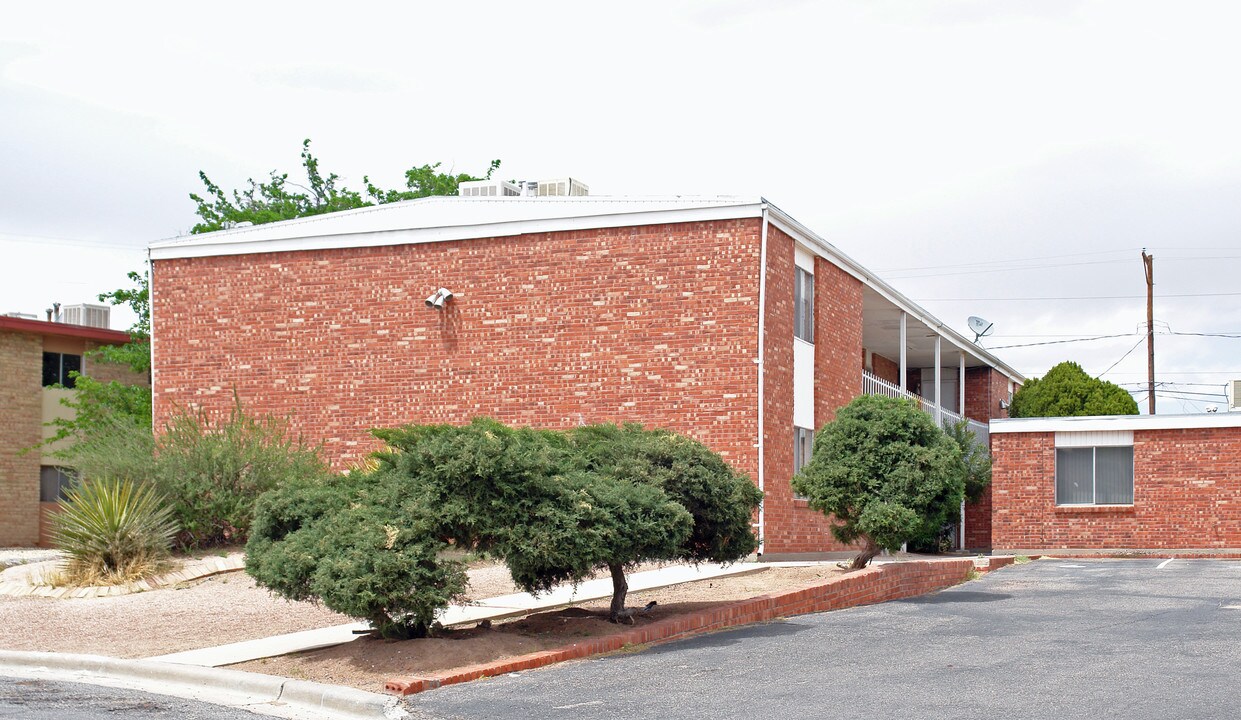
[0,315,138,546]
[149,195,1021,556]
[990,413,1241,552]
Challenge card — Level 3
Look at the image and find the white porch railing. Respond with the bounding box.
[861,370,989,446]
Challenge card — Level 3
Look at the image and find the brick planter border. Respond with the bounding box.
[386,557,1012,696]
[0,554,245,599]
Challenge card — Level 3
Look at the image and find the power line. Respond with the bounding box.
[874,249,1132,273]
[1097,336,1147,378]
[987,333,1139,349]
[913,291,1241,302]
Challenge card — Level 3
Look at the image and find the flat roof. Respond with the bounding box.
[0,315,132,344]
[991,413,1241,433]
[148,194,1023,382]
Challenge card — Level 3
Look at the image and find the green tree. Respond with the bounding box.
[1008,361,1139,418]
[246,418,763,636]
[190,139,500,234]
[792,395,965,570]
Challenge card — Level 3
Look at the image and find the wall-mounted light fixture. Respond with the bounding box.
[425,287,454,310]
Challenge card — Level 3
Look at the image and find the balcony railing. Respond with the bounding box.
[861,370,989,446]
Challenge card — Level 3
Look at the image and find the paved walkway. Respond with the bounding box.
[148,562,765,667]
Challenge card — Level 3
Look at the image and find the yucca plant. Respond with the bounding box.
[51,477,178,586]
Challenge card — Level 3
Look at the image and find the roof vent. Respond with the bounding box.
[537,178,589,197]
[1227,380,1241,412]
[61,303,111,329]
[458,179,522,197]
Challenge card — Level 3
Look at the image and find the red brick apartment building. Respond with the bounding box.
[0,314,136,546]
[990,413,1241,553]
[148,194,1022,556]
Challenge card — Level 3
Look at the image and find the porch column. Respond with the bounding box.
[899,312,907,392]
[959,352,966,418]
[934,336,942,425]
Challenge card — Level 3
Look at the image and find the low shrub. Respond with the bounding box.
[56,399,330,551]
[155,403,330,549]
[52,477,178,586]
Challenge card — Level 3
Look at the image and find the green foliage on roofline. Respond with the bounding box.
[189,139,501,234]
[1008,361,1139,418]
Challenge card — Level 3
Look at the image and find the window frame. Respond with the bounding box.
[42,352,82,388]
[793,426,814,499]
[40,466,74,503]
[794,266,814,344]
[1054,444,1134,506]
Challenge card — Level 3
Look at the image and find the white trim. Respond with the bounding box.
[150,202,764,260]
[1055,430,1133,447]
[755,208,769,554]
[992,413,1241,433]
[794,245,815,272]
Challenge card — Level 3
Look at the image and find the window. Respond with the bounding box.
[42,352,81,388]
[1056,446,1134,505]
[794,267,814,343]
[793,426,814,499]
[40,466,74,502]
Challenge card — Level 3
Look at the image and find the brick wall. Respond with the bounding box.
[153,218,764,475]
[964,366,1009,424]
[756,229,861,555]
[84,340,149,387]
[867,351,901,385]
[0,331,43,546]
[992,427,1241,550]
[961,366,1012,549]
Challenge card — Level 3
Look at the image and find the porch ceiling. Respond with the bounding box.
[861,287,988,370]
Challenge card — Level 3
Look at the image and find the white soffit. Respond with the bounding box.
[992,413,1241,433]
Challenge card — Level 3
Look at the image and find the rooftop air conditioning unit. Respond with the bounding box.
[458,179,521,197]
[537,178,589,197]
[61,303,111,329]
[1227,380,1241,411]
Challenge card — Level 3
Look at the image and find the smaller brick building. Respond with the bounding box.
[0,316,138,547]
[990,413,1241,553]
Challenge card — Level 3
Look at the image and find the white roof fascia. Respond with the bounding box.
[991,413,1241,434]
[149,198,764,260]
[764,202,1025,383]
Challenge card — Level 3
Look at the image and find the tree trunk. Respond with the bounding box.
[608,562,628,623]
[850,537,882,570]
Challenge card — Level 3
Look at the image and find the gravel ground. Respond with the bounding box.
[0,559,523,659]
[0,548,60,570]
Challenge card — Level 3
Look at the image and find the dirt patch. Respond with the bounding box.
[0,556,518,659]
[231,564,844,692]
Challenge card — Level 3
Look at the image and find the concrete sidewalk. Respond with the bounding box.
[148,561,763,668]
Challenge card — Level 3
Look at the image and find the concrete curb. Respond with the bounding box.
[0,553,245,599]
[386,556,1017,696]
[0,650,406,719]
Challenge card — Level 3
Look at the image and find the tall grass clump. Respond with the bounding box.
[52,478,178,586]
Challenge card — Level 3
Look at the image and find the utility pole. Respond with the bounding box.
[1142,249,1155,414]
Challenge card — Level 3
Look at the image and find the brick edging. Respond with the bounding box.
[386,557,1010,695]
[0,554,245,599]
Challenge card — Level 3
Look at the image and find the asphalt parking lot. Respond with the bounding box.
[408,559,1241,720]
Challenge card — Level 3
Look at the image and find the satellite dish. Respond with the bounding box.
[967,316,994,343]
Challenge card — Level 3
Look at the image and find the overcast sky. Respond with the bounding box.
[3,0,1238,413]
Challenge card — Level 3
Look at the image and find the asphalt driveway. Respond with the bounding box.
[407,559,1241,720]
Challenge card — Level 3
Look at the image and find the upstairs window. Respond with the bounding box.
[42,352,81,388]
[794,267,814,343]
